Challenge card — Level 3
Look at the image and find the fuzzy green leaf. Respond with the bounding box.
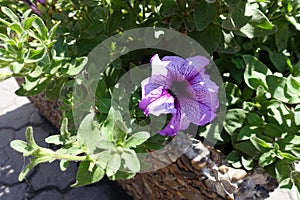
[124,131,150,148]
[122,149,140,172]
[106,153,121,177]
[77,113,101,154]
[71,161,104,187]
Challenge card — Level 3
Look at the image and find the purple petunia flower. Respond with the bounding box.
[139,54,219,136]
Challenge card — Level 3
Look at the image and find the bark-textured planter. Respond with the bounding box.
[17,79,278,200]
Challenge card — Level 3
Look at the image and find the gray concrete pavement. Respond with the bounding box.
[0,76,299,200]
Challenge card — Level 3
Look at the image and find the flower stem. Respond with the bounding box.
[51,153,88,161]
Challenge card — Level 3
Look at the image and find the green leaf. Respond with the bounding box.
[9,23,23,35]
[183,15,194,32]
[18,157,49,181]
[11,61,24,73]
[291,171,300,193]
[110,170,135,180]
[280,152,299,161]
[295,105,300,126]
[246,113,264,126]
[286,75,300,104]
[60,160,69,171]
[66,57,88,76]
[193,1,217,31]
[279,178,293,191]
[274,20,289,51]
[267,75,300,104]
[235,141,261,160]
[269,51,289,73]
[60,118,70,140]
[16,76,52,96]
[263,123,283,137]
[49,21,61,40]
[258,151,276,167]
[45,77,66,100]
[227,150,240,163]
[222,1,251,30]
[237,125,258,141]
[250,136,273,153]
[1,7,20,24]
[224,109,246,135]
[32,17,48,40]
[122,149,140,172]
[45,135,64,145]
[112,119,128,143]
[25,127,38,148]
[0,33,9,41]
[241,156,253,170]
[29,66,42,78]
[97,140,116,150]
[189,24,222,53]
[124,131,150,148]
[23,16,37,30]
[101,106,123,140]
[106,153,121,177]
[71,161,104,187]
[95,98,111,113]
[0,72,13,82]
[235,9,277,38]
[10,140,33,154]
[243,55,272,90]
[160,0,178,17]
[169,16,183,30]
[275,160,291,181]
[283,135,300,145]
[224,82,241,106]
[217,30,241,54]
[77,113,101,154]
[96,150,112,169]
[26,47,47,63]
[286,15,300,31]
[291,148,300,158]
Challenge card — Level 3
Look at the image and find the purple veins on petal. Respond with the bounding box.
[139,54,219,136]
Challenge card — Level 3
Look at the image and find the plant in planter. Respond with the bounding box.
[1,0,300,199]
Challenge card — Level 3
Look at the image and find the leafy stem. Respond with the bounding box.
[39,148,88,161]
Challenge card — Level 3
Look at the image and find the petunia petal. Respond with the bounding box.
[139,84,175,116]
[189,73,219,112]
[150,54,170,77]
[159,109,181,136]
[162,56,199,81]
[178,97,216,126]
[186,56,210,71]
